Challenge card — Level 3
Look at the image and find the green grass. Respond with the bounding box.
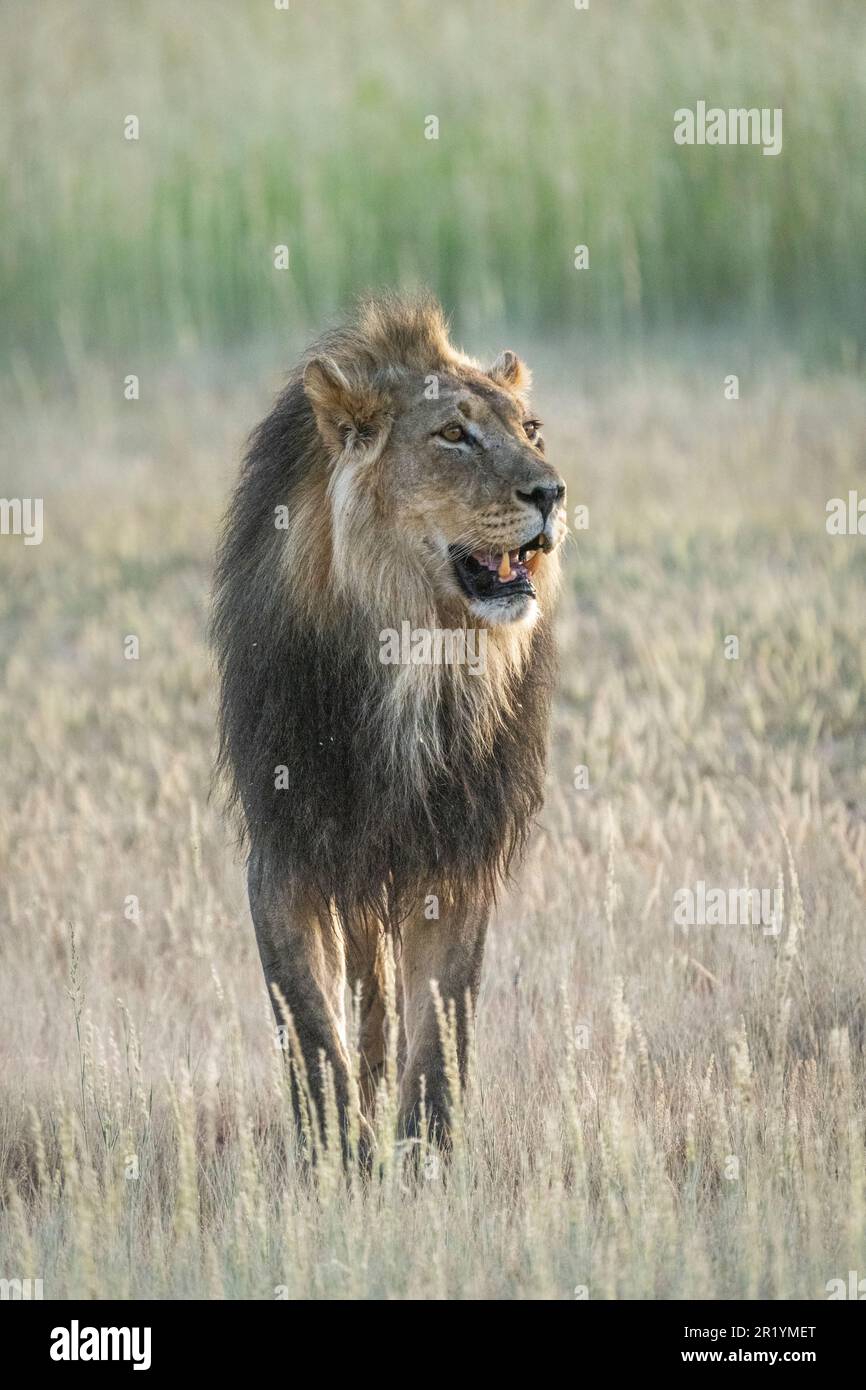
[3,0,866,367]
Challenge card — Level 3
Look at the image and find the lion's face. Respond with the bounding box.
[304,345,566,629]
[384,366,566,626]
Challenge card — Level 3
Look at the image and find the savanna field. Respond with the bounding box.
[1,0,865,1299]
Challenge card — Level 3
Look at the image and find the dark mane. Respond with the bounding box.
[211,298,557,931]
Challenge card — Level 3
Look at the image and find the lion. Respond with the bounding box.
[212,293,566,1152]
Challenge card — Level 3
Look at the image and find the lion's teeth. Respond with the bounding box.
[498,552,512,580]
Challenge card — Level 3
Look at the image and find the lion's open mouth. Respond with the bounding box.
[450,535,547,604]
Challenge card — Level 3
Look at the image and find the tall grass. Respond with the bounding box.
[3,0,866,366]
[6,926,864,1300]
[0,349,864,1296]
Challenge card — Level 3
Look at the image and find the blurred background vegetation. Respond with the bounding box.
[2,0,865,372]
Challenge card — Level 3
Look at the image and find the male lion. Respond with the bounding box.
[212,293,566,1151]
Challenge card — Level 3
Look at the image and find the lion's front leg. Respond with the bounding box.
[397,896,490,1145]
[247,851,362,1160]
[345,918,403,1124]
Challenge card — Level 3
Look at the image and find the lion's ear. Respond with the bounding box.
[303,356,392,458]
[487,349,532,395]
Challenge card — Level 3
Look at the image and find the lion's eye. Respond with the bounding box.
[523,419,542,442]
[439,423,466,444]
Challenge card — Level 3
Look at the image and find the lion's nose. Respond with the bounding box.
[515,482,565,525]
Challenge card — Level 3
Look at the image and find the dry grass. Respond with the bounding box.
[1,340,864,1298]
